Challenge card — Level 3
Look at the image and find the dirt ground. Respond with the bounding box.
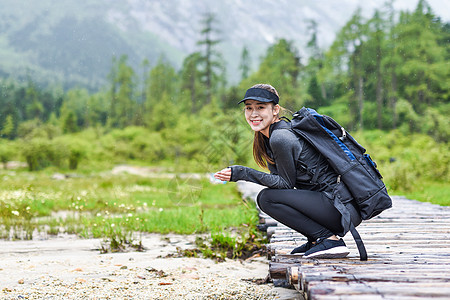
[0,233,302,299]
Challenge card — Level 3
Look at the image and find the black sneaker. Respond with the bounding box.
[303,238,349,259]
[290,241,314,255]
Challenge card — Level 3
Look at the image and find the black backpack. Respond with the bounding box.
[289,107,392,260]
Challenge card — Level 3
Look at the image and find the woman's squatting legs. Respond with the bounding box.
[256,188,344,241]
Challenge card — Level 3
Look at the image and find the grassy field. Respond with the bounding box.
[0,168,258,246]
[396,181,450,206]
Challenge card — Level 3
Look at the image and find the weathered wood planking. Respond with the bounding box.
[258,195,450,299]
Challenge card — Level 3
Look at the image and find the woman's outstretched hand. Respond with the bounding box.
[214,167,232,182]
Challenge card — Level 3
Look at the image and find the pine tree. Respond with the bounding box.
[62,110,78,133]
[245,39,301,110]
[107,55,136,128]
[394,1,447,111]
[197,12,224,105]
[382,0,400,129]
[145,56,178,129]
[25,79,44,121]
[305,19,327,107]
[324,9,368,130]
[180,52,203,113]
[1,115,15,139]
[239,46,251,81]
[362,10,388,129]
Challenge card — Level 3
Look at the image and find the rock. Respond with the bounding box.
[51,173,67,180]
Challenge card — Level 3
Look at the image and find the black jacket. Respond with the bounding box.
[230,120,353,203]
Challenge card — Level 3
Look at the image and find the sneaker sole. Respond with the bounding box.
[303,246,350,259]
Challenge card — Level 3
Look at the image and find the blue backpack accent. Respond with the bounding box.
[290,107,393,260]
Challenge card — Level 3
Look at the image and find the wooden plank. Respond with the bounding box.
[272,254,450,265]
[299,272,450,284]
[269,263,293,279]
[308,296,438,300]
[306,282,450,299]
[256,194,450,299]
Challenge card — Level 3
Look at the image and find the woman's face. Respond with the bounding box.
[244,100,279,136]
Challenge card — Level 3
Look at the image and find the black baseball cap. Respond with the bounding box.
[237,87,279,105]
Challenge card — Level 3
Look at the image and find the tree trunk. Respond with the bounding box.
[376,49,383,129]
[358,76,364,130]
[390,70,398,129]
[320,83,327,102]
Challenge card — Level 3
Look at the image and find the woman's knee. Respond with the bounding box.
[256,188,275,212]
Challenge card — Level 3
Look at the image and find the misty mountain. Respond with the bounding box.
[0,0,444,90]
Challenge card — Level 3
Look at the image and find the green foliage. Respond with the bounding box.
[393,2,448,111]
[17,119,62,140]
[403,181,450,206]
[0,140,15,169]
[56,136,88,170]
[422,105,450,143]
[0,171,257,243]
[1,115,15,138]
[353,130,449,195]
[242,38,301,110]
[98,220,144,253]
[104,126,166,162]
[1,2,448,138]
[318,100,353,129]
[21,138,68,171]
[197,12,225,105]
[239,46,251,81]
[108,55,137,128]
[177,223,267,261]
[179,52,204,113]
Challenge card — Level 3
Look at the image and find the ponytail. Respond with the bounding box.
[253,131,274,169]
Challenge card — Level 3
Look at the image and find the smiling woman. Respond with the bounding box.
[244,100,279,135]
[214,83,362,259]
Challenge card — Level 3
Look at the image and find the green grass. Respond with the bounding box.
[394,181,450,206]
[0,169,257,241]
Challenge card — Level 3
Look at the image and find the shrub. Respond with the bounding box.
[357,130,449,192]
[0,141,15,169]
[17,119,61,140]
[54,136,89,170]
[21,138,68,171]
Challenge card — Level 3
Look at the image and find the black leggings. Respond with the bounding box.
[257,188,357,242]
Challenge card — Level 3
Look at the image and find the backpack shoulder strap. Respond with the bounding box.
[350,222,367,261]
[332,189,368,261]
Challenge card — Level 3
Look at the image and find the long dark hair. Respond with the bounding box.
[250,84,279,169]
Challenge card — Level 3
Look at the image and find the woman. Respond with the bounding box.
[214,83,361,259]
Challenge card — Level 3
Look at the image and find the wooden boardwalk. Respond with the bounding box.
[238,182,450,299]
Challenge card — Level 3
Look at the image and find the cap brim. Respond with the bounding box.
[237,97,275,104]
